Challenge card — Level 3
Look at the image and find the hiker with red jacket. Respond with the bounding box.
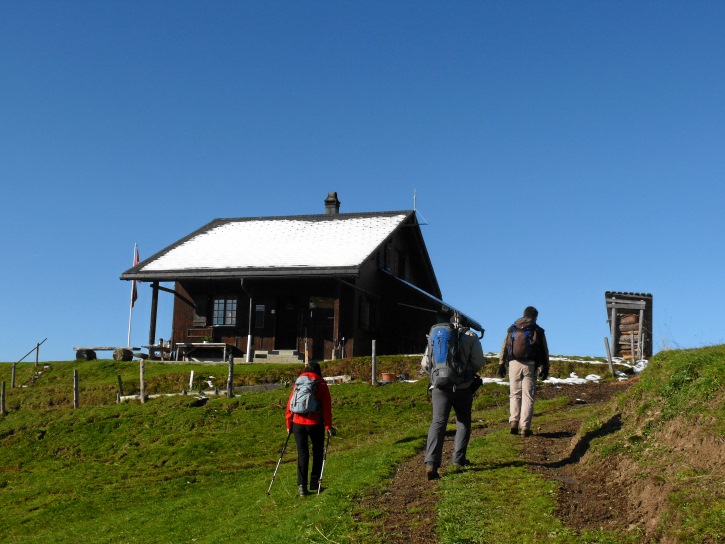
[498,306,550,437]
[285,362,336,496]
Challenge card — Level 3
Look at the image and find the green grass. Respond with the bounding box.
[1,349,722,543]
[579,345,725,543]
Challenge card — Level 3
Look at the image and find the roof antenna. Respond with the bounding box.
[414,188,428,225]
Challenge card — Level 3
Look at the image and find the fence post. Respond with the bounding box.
[227,359,234,398]
[1,381,6,415]
[189,370,195,391]
[117,374,124,397]
[139,359,145,403]
[371,339,377,385]
[35,343,40,368]
[11,364,16,389]
[604,337,615,377]
[73,369,79,409]
[630,334,635,363]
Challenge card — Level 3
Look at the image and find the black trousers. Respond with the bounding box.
[292,422,325,487]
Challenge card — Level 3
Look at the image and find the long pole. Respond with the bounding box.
[604,337,615,377]
[267,432,291,495]
[128,243,139,347]
[371,339,377,385]
[246,297,254,363]
[13,338,48,386]
[317,432,332,495]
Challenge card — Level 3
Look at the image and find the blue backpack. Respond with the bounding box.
[508,322,538,360]
[290,375,320,415]
[428,323,467,389]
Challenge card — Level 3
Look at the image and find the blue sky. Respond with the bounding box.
[2,1,723,362]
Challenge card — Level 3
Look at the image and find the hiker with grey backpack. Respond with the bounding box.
[285,362,336,496]
[422,313,486,480]
[498,306,550,437]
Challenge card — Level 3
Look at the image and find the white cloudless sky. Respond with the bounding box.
[1,1,723,362]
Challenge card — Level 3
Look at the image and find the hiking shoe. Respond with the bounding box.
[453,459,472,468]
[299,485,309,496]
[510,424,519,435]
[520,429,533,437]
[426,463,440,480]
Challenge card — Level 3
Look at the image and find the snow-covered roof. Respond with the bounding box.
[122,211,414,280]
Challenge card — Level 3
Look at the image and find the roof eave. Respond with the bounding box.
[120,266,361,281]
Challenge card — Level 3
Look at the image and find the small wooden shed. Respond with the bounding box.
[605,291,653,360]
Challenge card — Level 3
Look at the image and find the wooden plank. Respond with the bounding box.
[73,346,140,351]
[606,300,646,310]
[603,337,614,376]
[638,309,644,360]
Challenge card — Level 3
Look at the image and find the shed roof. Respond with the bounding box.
[121,211,419,281]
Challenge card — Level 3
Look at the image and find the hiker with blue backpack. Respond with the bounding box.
[285,362,336,496]
[498,306,550,437]
[422,313,486,480]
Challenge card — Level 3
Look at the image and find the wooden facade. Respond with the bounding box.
[121,195,480,362]
[605,291,653,360]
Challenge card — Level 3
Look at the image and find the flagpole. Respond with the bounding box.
[127,292,133,347]
[127,243,139,347]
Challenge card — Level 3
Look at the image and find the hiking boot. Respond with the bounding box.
[309,480,319,491]
[520,429,533,437]
[426,463,440,480]
[510,424,519,435]
[299,485,309,496]
[453,459,472,468]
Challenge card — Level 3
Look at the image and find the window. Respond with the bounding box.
[359,296,376,331]
[397,251,407,279]
[213,297,237,326]
[254,304,266,328]
[385,244,394,272]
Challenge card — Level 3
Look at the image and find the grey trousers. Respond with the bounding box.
[424,386,473,467]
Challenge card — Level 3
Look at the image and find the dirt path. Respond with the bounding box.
[353,380,634,543]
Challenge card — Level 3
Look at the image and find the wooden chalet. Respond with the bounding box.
[121,192,482,362]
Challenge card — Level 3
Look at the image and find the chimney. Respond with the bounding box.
[324,192,341,215]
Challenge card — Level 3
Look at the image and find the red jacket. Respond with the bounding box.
[285,371,333,431]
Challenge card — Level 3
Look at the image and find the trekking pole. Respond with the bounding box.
[267,432,291,495]
[317,431,332,496]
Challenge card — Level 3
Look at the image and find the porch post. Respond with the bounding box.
[148,281,159,347]
[333,297,340,360]
[246,296,253,363]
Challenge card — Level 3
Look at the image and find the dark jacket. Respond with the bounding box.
[285,371,333,431]
[499,317,550,375]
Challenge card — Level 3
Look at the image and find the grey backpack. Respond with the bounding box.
[289,375,320,415]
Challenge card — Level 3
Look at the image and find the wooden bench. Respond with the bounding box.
[175,342,229,362]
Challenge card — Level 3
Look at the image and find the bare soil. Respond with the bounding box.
[353,380,636,543]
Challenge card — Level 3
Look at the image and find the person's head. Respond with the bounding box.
[523,306,538,319]
[304,361,322,377]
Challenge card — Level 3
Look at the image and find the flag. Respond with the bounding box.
[130,244,139,307]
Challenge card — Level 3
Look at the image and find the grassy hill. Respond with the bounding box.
[0,348,722,543]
